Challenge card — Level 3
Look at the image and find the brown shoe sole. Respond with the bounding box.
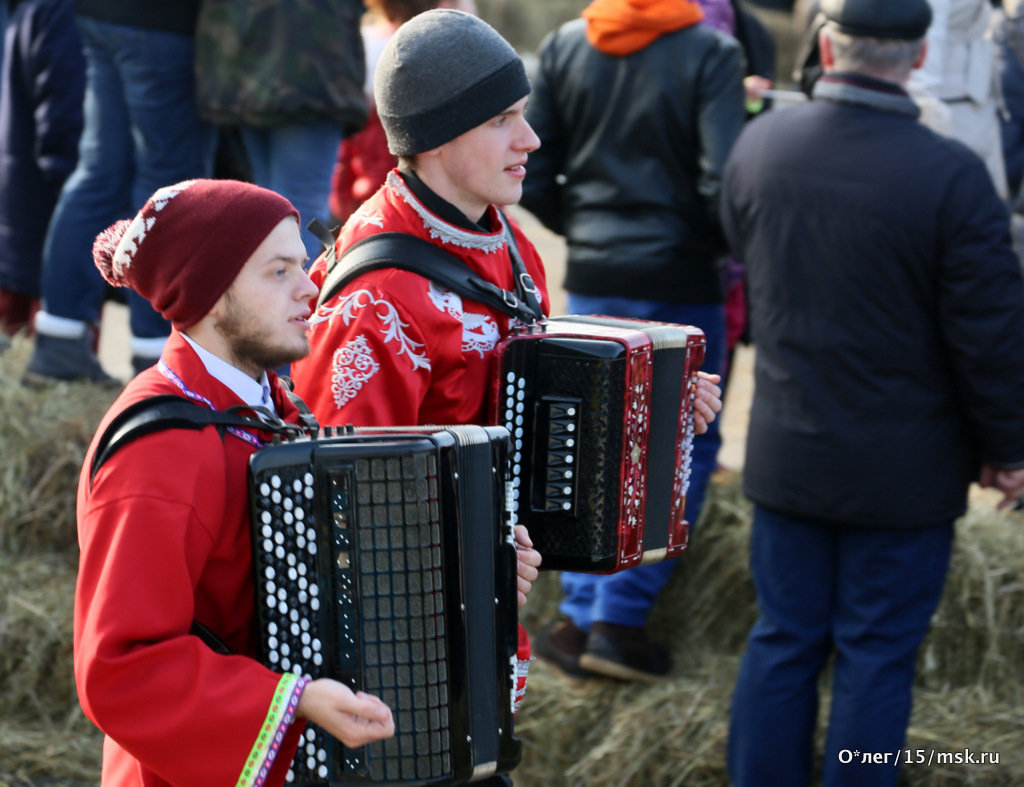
[578,652,669,683]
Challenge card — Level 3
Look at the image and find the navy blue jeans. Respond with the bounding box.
[39,16,208,340]
[239,122,344,264]
[728,505,954,787]
[558,295,725,628]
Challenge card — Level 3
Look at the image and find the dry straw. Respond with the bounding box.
[0,337,111,784]
[0,338,1021,785]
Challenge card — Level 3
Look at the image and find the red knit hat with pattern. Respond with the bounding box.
[92,179,300,330]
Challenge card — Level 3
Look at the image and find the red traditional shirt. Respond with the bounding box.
[75,332,307,786]
[291,169,549,428]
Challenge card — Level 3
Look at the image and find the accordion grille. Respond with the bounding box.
[252,450,454,783]
[505,350,625,563]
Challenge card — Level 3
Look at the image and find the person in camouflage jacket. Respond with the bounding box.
[194,0,368,261]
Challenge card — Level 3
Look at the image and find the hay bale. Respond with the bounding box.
[919,505,1024,693]
[0,337,116,556]
[0,715,102,786]
[0,553,78,718]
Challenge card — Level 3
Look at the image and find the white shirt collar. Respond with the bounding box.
[180,332,275,414]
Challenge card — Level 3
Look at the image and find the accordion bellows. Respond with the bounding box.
[249,425,521,784]
[492,316,706,573]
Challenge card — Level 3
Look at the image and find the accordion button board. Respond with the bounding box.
[493,316,706,574]
[249,424,521,785]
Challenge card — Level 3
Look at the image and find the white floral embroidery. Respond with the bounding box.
[112,180,195,279]
[426,282,499,358]
[349,203,385,230]
[331,335,381,408]
[463,312,500,357]
[313,289,430,372]
[427,281,462,320]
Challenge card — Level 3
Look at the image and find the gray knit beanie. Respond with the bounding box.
[374,9,530,156]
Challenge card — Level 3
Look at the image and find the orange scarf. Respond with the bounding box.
[583,0,704,56]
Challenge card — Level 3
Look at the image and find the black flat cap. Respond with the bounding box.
[821,0,932,40]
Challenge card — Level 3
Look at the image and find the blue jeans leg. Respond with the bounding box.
[240,122,344,264]
[727,506,954,787]
[41,17,134,325]
[559,295,725,629]
[40,17,206,339]
[728,507,836,787]
[821,522,953,786]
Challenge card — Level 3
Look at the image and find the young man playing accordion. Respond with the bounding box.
[289,10,723,760]
[75,179,395,786]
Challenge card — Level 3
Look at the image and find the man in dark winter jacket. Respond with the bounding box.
[721,0,1024,784]
[520,0,745,683]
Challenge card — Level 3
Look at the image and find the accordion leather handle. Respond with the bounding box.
[310,220,544,324]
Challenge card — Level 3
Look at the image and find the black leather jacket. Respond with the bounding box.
[521,18,746,303]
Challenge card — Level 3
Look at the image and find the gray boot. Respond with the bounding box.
[23,332,120,388]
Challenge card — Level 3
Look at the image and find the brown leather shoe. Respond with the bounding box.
[533,619,596,680]
[578,621,672,682]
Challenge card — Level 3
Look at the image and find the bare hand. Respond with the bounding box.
[979,463,1024,510]
[693,371,723,435]
[297,678,394,747]
[514,524,542,606]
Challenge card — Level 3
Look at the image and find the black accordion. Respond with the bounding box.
[248,424,522,785]
[492,316,706,573]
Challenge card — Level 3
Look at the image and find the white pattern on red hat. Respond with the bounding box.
[111,180,195,281]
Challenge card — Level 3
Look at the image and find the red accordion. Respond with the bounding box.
[492,316,706,573]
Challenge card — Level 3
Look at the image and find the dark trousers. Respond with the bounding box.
[728,505,954,786]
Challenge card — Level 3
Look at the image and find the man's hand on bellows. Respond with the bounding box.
[693,371,723,435]
[514,524,542,606]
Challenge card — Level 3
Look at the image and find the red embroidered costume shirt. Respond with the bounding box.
[290,169,549,426]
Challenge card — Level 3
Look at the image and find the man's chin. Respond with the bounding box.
[244,341,310,375]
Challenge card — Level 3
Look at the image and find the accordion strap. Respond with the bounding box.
[310,218,544,324]
[88,394,307,485]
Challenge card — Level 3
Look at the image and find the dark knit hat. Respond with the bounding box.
[93,179,299,330]
[821,0,931,40]
[374,9,531,156]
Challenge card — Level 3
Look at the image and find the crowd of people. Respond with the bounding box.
[3,0,1024,784]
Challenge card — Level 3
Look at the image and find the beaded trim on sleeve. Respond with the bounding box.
[236,673,309,787]
[386,171,506,253]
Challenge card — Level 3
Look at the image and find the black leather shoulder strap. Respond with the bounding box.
[314,230,544,324]
[88,395,303,485]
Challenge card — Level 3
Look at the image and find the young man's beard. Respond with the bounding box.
[216,298,308,375]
